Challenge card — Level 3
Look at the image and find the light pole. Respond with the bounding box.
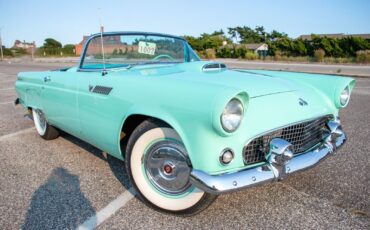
[31,41,35,61]
[0,27,3,61]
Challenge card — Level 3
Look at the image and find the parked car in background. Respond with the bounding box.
[15,31,355,215]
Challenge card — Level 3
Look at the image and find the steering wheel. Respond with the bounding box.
[152,54,175,61]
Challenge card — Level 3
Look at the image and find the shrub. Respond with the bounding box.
[356,50,370,63]
[12,48,27,55]
[274,50,283,61]
[204,48,216,59]
[1,47,13,56]
[314,49,325,62]
[245,52,258,60]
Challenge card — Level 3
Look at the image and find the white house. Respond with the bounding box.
[244,43,268,54]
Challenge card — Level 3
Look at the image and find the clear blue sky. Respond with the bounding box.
[0,0,369,47]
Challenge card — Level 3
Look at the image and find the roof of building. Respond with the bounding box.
[222,43,267,50]
[244,43,267,49]
[298,33,370,40]
[13,40,35,46]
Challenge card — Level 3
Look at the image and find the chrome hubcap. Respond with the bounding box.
[144,140,192,195]
[34,109,47,135]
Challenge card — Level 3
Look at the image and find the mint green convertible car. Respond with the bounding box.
[15,32,355,215]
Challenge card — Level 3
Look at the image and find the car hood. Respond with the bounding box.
[125,61,299,98]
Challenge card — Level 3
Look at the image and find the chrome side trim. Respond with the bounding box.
[190,120,346,194]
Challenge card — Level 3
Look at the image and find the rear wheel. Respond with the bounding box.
[32,109,59,140]
[125,119,217,216]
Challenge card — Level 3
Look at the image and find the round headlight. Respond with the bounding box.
[340,86,350,106]
[221,98,244,132]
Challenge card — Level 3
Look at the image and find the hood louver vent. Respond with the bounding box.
[92,85,113,95]
[202,63,227,72]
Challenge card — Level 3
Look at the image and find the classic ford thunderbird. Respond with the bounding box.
[15,32,355,215]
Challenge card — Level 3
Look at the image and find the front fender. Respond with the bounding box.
[243,70,356,109]
[118,87,247,171]
[120,105,193,162]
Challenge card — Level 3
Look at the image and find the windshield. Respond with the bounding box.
[80,33,200,69]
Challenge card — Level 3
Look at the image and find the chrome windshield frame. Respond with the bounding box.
[77,31,197,72]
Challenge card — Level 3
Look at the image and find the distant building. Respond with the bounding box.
[75,36,89,56]
[244,43,269,54]
[222,43,268,56]
[12,40,36,54]
[74,35,135,56]
[298,33,370,41]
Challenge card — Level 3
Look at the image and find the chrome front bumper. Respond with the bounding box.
[190,120,346,194]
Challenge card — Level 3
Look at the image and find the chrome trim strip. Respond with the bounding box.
[189,120,345,194]
[77,32,189,71]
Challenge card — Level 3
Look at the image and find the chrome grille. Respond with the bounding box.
[243,115,332,166]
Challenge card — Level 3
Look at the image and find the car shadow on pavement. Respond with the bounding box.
[22,167,96,230]
[61,132,132,190]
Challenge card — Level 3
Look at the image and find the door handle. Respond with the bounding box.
[44,76,51,82]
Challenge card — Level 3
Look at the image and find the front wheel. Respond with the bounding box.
[125,119,217,216]
[32,109,59,140]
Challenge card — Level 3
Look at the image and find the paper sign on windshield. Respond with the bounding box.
[138,41,156,55]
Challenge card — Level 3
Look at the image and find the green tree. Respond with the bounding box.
[185,26,370,60]
[339,37,370,56]
[211,29,225,36]
[63,44,75,55]
[40,38,63,55]
[255,26,266,42]
[2,46,13,56]
[43,38,62,48]
[268,30,288,41]
[291,39,307,56]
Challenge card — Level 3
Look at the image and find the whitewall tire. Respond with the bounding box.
[32,109,59,140]
[125,119,217,215]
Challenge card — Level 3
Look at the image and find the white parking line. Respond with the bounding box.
[0,87,14,91]
[0,79,15,83]
[77,188,136,230]
[0,101,13,105]
[0,127,34,141]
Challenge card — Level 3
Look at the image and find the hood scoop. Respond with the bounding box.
[202,62,227,72]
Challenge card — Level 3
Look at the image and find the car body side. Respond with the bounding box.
[15,61,355,175]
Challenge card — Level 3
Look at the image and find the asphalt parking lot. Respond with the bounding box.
[0,62,369,229]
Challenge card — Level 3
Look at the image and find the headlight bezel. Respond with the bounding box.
[212,92,249,137]
[339,86,350,107]
[220,98,244,133]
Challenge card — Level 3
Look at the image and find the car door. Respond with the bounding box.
[41,71,80,136]
[76,71,124,158]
